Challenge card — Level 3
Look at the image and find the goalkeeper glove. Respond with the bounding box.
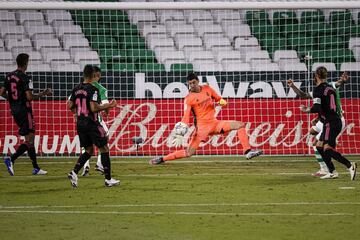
[218,99,227,107]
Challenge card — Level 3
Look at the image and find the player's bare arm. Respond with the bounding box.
[90,99,117,113]
[287,79,312,99]
[0,86,7,99]
[26,88,53,101]
[335,72,349,87]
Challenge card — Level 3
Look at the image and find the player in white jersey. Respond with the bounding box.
[287,72,348,176]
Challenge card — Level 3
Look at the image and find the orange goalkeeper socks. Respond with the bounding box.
[237,127,251,154]
[163,150,189,161]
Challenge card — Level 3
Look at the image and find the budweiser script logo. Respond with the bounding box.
[107,103,356,153]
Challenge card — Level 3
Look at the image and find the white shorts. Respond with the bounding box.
[313,116,345,140]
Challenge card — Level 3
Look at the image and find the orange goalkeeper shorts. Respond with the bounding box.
[189,120,232,149]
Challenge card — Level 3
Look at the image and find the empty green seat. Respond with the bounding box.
[272,11,298,26]
[287,34,314,49]
[251,24,281,38]
[330,10,353,25]
[306,22,333,35]
[122,36,147,49]
[112,23,139,36]
[98,10,129,22]
[246,10,269,25]
[72,10,98,22]
[170,63,193,72]
[112,63,137,71]
[301,10,325,23]
[350,25,360,37]
[127,49,156,63]
[139,63,165,72]
[281,24,307,36]
[83,23,111,36]
[319,36,345,50]
[99,49,127,62]
[91,36,118,49]
[311,49,355,64]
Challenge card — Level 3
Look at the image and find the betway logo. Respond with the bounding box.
[135,73,301,99]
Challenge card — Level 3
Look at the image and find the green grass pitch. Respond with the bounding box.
[0,156,359,240]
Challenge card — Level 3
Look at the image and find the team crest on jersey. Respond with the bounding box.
[28,80,33,90]
[92,92,98,101]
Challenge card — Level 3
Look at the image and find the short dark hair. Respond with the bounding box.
[83,65,94,79]
[187,72,199,81]
[93,65,101,73]
[16,53,29,67]
[315,66,328,80]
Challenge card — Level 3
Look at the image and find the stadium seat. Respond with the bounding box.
[5,38,32,51]
[63,37,89,50]
[271,10,298,26]
[184,10,213,23]
[27,63,51,72]
[175,36,202,50]
[111,63,137,72]
[214,50,242,63]
[234,37,261,52]
[312,62,337,71]
[244,50,271,65]
[127,49,156,63]
[348,37,360,50]
[51,62,81,72]
[91,36,118,49]
[0,39,4,50]
[73,50,100,63]
[186,50,214,62]
[306,22,333,36]
[167,23,195,37]
[43,10,73,24]
[138,63,166,72]
[148,37,175,50]
[112,23,139,36]
[273,50,299,63]
[98,10,129,22]
[0,64,16,72]
[0,10,16,21]
[203,36,231,51]
[156,50,185,63]
[163,59,187,72]
[351,47,360,61]
[340,62,360,71]
[223,24,252,41]
[141,24,167,38]
[122,36,147,49]
[281,24,307,36]
[252,62,280,71]
[55,25,83,37]
[193,61,223,72]
[0,50,14,64]
[128,10,157,24]
[300,10,325,23]
[212,10,242,23]
[159,10,185,23]
[170,63,193,72]
[43,50,71,63]
[318,36,345,50]
[15,10,44,24]
[194,23,224,38]
[0,25,25,38]
[279,62,307,71]
[245,10,269,25]
[222,62,251,71]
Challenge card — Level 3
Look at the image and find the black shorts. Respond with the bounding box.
[11,106,35,136]
[77,121,108,148]
[319,118,342,148]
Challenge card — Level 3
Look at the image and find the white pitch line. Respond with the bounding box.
[0,210,354,216]
[1,202,359,209]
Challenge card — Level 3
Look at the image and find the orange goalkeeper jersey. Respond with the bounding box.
[181,85,222,126]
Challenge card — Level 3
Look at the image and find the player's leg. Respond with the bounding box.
[68,145,93,188]
[93,124,119,187]
[81,146,90,177]
[310,121,328,176]
[149,124,210,165]
[95,121,108,173]
[217,120,262,159]
[25,132,46,175]
[321,119,356,180]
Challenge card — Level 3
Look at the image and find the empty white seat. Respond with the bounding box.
[159,10,185,23]
[212,10,242,23]
[51,20,74,29]
[279,62,307,71]
[184,10,213,23]
[194,23,224,38]
[351,46,360,62]
[245,50,271,64]
[348,37,360,50]
[252,62,280,71]
[0,51,14,63]
[148,37,175,50]
[0,39,4,49]
[312,62,337,72]
[27,63,51,72]
[203,36,231,50]
[63,37,89,50]
[51,62,81,72]
[55,25,82,37]
[5,38,32,51]
[25,24,54,37]
[340,62,360,71]
[0,25,25,38]
[142,24,167,37]
[69,47,91,57]
[168,24,195,37]
[157,50,185,63]
[34,38,61,50]
[193,61,223,71]
[273,50,299,62]
[16,11,44,24]
[214,50,242,63]
[0,11,16,21]
[73,51,99,62]
[128,10,157,24]
[43,50,71,63]
[0,20,17,27]
[11,49,42,63]
[176,36,202,50]
[350,9,360,24]
[79,61,100,70]
[222,62,252,71]
[0,64,16,72]
[223,24,252,41]
[186,50,214,62]
[43,10,73,24]
[234,37,260,50]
